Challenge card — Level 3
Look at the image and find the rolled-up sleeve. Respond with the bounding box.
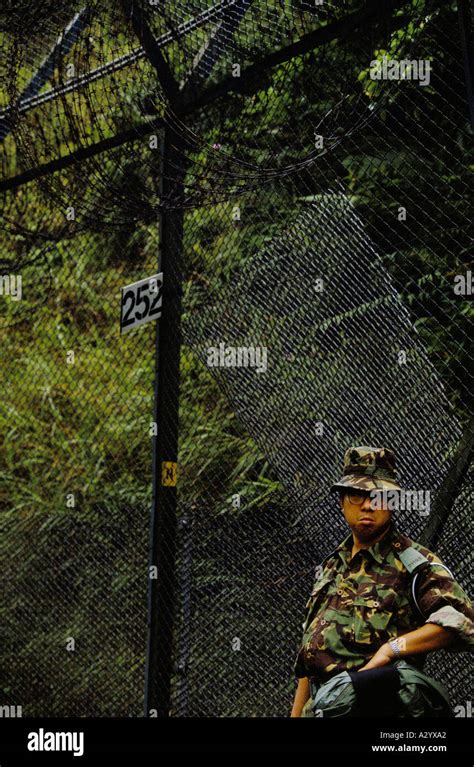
[416,557,474,651]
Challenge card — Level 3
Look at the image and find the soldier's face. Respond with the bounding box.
[340,491,391,541]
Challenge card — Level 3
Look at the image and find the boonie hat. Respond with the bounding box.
[330,445,402,493]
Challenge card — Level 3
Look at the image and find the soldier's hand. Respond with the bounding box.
[357,642,394,672]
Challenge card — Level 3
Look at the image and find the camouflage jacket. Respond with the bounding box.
[294,521,474,682]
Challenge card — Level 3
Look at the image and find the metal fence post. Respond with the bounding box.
[144,122,186,717]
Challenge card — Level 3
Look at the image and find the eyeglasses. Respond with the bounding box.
[345,491,385,510]
[346,491,370,505]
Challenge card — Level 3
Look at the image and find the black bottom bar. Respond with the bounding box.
[0,716,472,763]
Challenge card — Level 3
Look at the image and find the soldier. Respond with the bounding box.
[290,445,474,717]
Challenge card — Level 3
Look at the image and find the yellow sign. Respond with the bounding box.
[161,461,177,486]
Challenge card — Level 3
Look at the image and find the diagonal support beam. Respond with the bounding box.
[120,0,181,107]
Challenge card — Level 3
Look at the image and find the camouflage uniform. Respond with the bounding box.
[293,446,474,699]
[293,520,474,683]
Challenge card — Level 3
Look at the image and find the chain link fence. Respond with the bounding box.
[0,0,472,716]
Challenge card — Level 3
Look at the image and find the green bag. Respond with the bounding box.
[301,661,453,718]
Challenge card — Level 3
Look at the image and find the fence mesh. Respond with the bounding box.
[0,0,472,717]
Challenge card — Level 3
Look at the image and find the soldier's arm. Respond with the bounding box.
[359,622,455,671]
[414,557,474,650]
[359,554,474,671]
[290,676,310,717]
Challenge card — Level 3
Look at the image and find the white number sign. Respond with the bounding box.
[120,273,163,334]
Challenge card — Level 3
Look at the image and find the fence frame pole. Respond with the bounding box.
[420,415,474,549]
[143,121,186,718]
[135,0,254,718]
